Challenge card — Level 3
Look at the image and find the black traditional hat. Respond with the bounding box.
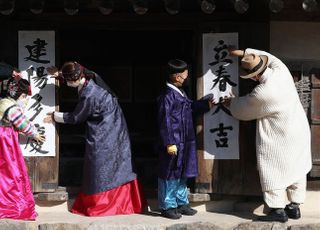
[167,59,188,75]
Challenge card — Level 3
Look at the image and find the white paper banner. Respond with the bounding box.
[18,31,56,157]
[203,33,239,159]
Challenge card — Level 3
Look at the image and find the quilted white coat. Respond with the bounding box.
[230,48,312,191]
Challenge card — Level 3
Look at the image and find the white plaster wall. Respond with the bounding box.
[270,21,320,72]
[270,21,320,61]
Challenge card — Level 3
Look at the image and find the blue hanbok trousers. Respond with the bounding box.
[158,178,189,210]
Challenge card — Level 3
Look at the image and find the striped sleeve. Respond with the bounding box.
[7,106,38,137]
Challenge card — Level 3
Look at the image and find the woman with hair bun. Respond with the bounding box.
[45,62,146,217]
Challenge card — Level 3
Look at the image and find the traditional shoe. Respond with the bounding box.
[177,205,197,216]
[257,208,288,223]
[161,208,182,219]
[285,202,301,219]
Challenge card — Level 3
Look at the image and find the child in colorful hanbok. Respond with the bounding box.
[0,77,45,220]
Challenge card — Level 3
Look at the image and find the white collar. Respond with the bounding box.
[166,82,184,97]
[259,67,272,83]
[78,77,86,92]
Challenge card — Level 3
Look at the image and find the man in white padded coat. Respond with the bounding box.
[226,48,312,223]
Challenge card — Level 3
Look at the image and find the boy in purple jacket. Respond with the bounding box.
[157,59,214,219]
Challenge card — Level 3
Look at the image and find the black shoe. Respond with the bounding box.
[177,205,197,216]
[257,208,288,223]
[285,202,301,219]
[161,208,182,219]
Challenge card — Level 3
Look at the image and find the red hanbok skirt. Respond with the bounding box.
[0,126,37,220]
[71,178,146,216]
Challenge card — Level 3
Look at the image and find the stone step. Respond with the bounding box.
[188,191,320,217]
[35,191,320,218]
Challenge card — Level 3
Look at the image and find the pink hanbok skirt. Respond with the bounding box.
[0,126,37,220]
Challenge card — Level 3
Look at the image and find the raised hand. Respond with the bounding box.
[34,133,46,143]
[46,66,59,78]
[43,112,54,123]
[228,46,244,57]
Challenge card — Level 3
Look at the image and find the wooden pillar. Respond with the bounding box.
[310,71,320,180]
[194,31,215,195]
[26,77,60,193]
